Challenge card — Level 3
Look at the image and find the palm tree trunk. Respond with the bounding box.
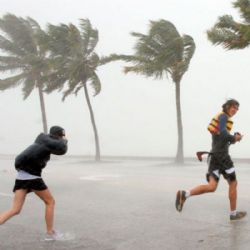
[38,86,48,134]
[83,83,101,161]
[175,80,184,164]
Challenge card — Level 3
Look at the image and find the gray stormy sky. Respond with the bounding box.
[0,0,249,158]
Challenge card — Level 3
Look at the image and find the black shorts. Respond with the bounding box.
[206,153,236,183]
[13,178,48,193]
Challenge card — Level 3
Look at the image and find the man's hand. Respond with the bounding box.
[234,132,243,142]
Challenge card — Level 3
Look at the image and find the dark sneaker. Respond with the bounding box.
[175,190,186,212]
[230,211,247,221]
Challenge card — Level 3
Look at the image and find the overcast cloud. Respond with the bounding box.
[0,0,249,158]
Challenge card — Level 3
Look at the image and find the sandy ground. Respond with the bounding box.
[0,155,250,250]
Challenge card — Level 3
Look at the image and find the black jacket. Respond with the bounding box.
[15,133,68,176]
[211,132,235,154]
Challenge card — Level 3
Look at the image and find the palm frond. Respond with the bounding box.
[181,35,195,70]
[44,71,67,94]
[215,15,240,31]
[88,52,99,68]
[87,72,101,96]
[149,19,183,61]
[79,19,98,55]
[62,81,78,101]
[130,20,184,70]
[133,33,163,59]
[124,63,165,79]
[26,17,41,30]
[26,17,48,55]
[99,54,140,65]
[207,26,249,49]
[0,34,25,56]
[47,24,71,56]
[0,73,26,90]
[0,55,22,64]
[46,19,102,98]
[0,14,36,54]
[68,23,84,57]
[233,0,250,23]
[0,14,51,94]
[62,78,80,101]
[102,19,195,82]
[73,84,83,96]
[0,55,24,72]
[207,7,250,49]
[22,75,35,99]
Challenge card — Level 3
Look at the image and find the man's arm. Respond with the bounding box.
[218,114,242,143]
[43,136,68,155]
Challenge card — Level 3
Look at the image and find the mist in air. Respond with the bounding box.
[0,0,249,160]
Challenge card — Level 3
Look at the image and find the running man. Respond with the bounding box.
[175,99,246,220]
[0,126,68,240]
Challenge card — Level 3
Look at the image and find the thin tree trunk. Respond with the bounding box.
[83,83,101,161]
[38,86,48,134]
[175,80,184,164]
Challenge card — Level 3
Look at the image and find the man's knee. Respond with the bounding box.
[11,207,22,216]
[45,197,55,207]
[207,184,217,192]
[207,176,218,192]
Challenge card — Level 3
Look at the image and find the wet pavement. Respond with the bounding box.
[0,155,250,250]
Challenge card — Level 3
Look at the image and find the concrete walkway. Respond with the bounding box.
[0,156,249,250]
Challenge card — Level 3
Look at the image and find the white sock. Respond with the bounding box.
[185,190,191,198]
[230,210,237,216]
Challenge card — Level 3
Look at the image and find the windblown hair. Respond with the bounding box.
[222,99,239,113]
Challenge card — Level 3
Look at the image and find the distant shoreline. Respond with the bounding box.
[0,154,249,164]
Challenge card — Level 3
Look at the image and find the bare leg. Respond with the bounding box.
[190,176,218,196]
[0,189,27,224]
[34,189,55,234]
[228,180,237,211]
[176,176,219,212]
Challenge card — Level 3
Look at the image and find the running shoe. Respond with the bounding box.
[175,190,186,212]
[230,211,247,221]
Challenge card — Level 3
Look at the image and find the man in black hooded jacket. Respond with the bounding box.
[0,126,68,241]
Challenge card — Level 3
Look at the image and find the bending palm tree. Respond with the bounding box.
[0,14,49,133]
[100,19,195,164]
[207,0,250,49]
[45,19,101,161]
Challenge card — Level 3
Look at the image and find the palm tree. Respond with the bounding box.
[207,0,250,49]
[0,14,49,133]
[100,19,195,164]
[45,19,101,161]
